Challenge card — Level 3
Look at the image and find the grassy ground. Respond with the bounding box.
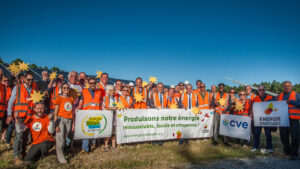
[0,131,285,169]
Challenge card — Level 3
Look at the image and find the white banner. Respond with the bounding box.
[253,101,289,127]
[116,109,214,144]
[219,114,251,140]
[74,110,113,139]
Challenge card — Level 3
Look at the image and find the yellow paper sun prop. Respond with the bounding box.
[8,63,20,75]
[192,107,200,115]
[18,62,29,71]
[142,81,148,88]
[149,76,157,83]
[169,103,178,109]
[218,98,226,107]
[235,102,244,112]
[134,93,144,103]
[96,70,103,79]
[28,90,45,103]
[49,72,57,80]
[116,102,125,110]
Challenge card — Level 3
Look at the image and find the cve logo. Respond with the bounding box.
[229,120,248,129]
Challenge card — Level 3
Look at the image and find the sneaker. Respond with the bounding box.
[251,148,258,152]
[104,147,109,152]
[260,149,267,154]
[59,159,68,164]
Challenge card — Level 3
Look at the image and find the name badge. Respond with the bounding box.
[91,104,95,107]
[26,98,30,101]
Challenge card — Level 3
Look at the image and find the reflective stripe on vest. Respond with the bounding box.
[215,92,229,114]
[277,91,300,120]
[198,91,210,109]
[14,84,35,118]
[82,89,101,110]
[0,84,6,117]
[153,92,167,108]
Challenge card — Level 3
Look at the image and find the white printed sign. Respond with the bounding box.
[219,114,251,140]
[253,101,289,127]
[116,109,214,144]
[74,110,113,139]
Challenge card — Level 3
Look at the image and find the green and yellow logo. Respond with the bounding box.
[82,114,107,136]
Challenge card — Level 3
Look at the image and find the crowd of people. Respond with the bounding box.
[0,68,299,165]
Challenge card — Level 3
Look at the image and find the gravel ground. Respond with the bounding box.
[185,156,300,169]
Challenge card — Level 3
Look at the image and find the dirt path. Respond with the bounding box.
[185,156,300,169]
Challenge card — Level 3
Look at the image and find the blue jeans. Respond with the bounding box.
[82,139,90,152]
[253,127,273,149]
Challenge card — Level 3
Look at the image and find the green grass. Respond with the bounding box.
[0,131,285,169]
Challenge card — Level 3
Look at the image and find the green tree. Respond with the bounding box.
[11,58,23,65]
[50,66,61,72]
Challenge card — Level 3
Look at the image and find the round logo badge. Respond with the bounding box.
[64,102,72,111]
[32,122,42,132]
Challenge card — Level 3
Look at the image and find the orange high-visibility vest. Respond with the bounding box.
[248,93,256,102]
[133,87,148,109]
[152,92,168,108]
[193,89,200,94]
[14,84,37,118]
[174,93,181,100]
[277,91,300,120]
[236,99,251,117]
[181,92,197,109]
[82,88,102,110]
[197,91,211,109]
[50,86,60,113]
[103,95,117,109]
[166,96,179,108]
[117,95,133,108]
[96,82,106,97]
[214,92,229,114]
[0,84,6,118]
[253,95,273,103]
[6,87,11,105]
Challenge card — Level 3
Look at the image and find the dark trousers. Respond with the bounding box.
[279,119,299,156]
[24,140,54,162]
[253,127,273,149]
[13,118,29,157]
[5,120,14,144]
[178,139,189,145]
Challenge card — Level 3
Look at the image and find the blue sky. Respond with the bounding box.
[0,0,299,87]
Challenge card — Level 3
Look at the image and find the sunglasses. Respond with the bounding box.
[200,86,205,88]
[89,82,96,85]
[258,89,265,91]
[122,90,129,91]
[230,92,235,94]
[239,94,246,96]
[63,87,70,89]
[2,80,8,82]
[26,79,33,81]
